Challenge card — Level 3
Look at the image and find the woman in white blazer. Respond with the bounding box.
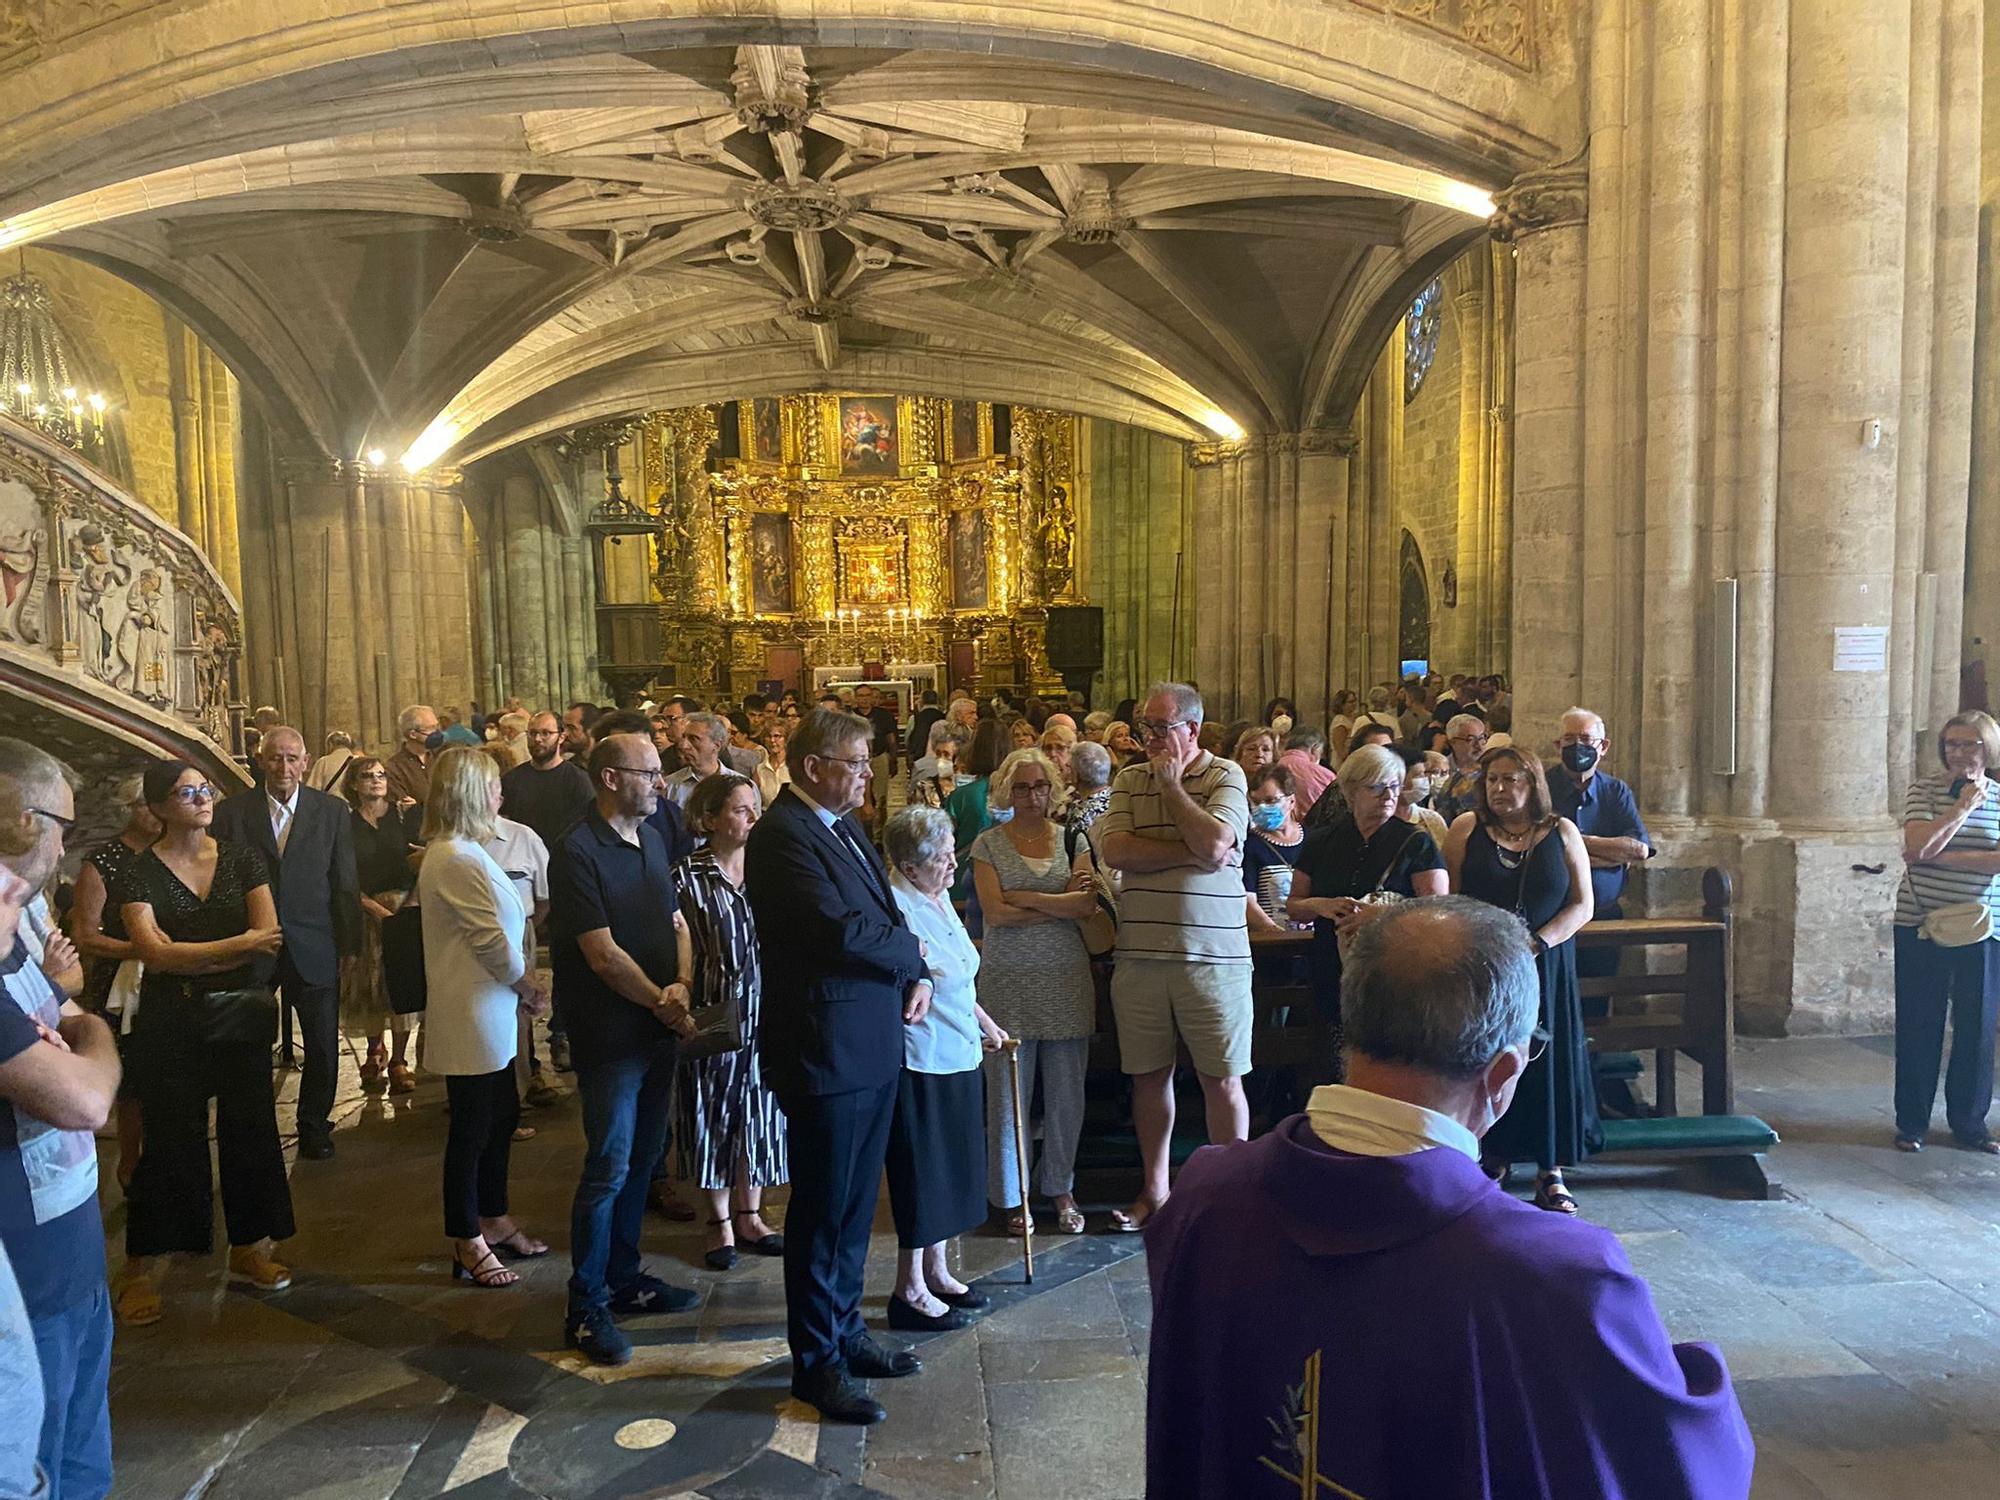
[418,748,551,1288]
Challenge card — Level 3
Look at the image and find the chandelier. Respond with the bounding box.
[1,264,109,454]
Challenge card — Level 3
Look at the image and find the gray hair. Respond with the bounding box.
[1082,711,1113,738]
[683,711,730,752]
[397,703,436,738]
[787,706,872,779]
[1283,726,1327,755]
[0,739,74,806]
[1337,743,1404,797]
[926,719,964,756]
[1342,897,1539,1078]
[1445,713,1487,741]
[1070,740,1113,789]
[1560,706,1606,739]
[885,805,954,872]
[1145,680,1204,727]
[1367,685,1394,710]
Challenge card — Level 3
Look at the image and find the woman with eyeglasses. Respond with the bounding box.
[970,748,1099,1237]
[113,760,292,1325]
[342,755,424,1094]
[67,773,160,1187]
[1443,745,1598,1212]
[1891,711,2000,1154]
[1287,745,1447,1074]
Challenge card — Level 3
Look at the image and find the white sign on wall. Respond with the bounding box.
[1832,626,1889,673]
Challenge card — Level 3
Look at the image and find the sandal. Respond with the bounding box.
[1109,1199,1160,1234]
[1006,1209,1035,1238]
[115,1272,162,1327]
[387,1063,417,1095]
[1895,1135,1925,1153]
[489,1227,548,1259]
[1054,1202,1086,1235]
[359,1047,387,1093]
[450,1244,518,1288]
[510,1125,537,1142]
[1533,1173,1580,1215]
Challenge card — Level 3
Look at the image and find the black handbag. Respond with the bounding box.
[380,903,429,1015]
[198,986,280,1048]
[676,979,745,1063]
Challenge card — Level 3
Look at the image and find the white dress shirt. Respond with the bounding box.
[1304,1083,1481,1162]
[267,788,299,855]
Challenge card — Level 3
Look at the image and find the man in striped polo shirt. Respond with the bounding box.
[1098,682,1253,1233]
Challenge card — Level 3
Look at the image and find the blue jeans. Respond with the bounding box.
[568,1047,677,1314]
[32,1287,113,1500]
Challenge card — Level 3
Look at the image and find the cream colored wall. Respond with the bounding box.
[1394,296,1463,669]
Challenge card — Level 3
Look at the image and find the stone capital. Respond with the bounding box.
[1187,438,1250,469]
[1491,157,1588,242]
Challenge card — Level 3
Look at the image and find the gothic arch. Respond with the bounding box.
[1398,530,1432,669]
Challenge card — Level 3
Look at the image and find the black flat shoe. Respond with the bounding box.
[846,1332,921,1378]
[887,1295,971,1332]
[704,1245,739,1271]
[1895,1135,1925,1153]
[792,1367,885,1426]
[939,1286,989,1311]
[733,1212,785,1255]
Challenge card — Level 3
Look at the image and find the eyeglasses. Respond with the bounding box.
[1360,781,1401,797]
[817,754,872,771]
[1943,738,1986,753]
[26,805,74,831]
[1526,1026,1551,1063]
[169,784,216,804]
[1451,734,1488,747]
[603,765,665,781]
[1556,734,1605,748]
[1134,718,1188,740]
[1011,781,1051,796]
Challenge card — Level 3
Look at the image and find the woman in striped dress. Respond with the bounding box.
[673,773,789,1270]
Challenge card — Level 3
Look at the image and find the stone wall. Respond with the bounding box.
[1393,288,1463,669]
[1080,419,1192,710]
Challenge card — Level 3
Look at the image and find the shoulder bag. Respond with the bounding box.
[1065,822,1119,957]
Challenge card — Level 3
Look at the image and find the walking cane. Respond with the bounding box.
[1002,1038,1033,1282]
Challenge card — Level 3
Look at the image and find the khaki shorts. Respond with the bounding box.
[1109,957,1255,1078]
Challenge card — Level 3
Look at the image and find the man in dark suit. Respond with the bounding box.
[213,725,359,1158]
[744,708,931,1426]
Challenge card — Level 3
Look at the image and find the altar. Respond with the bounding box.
[628,393,1081,706]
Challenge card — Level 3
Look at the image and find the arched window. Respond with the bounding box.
[1404,276,1443,402]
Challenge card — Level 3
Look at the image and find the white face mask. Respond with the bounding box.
[1272,714,1294,736]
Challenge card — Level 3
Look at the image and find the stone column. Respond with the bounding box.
[1768,0,1910,827]
[1497,165,1590,743]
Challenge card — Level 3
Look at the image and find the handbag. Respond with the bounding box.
[380,902,429,1015]
[1335,824,1420,958]
[1920,900,1995,948]
[677,983,746,1063]
[1066,823,1119,956]
[196,986,279,1048]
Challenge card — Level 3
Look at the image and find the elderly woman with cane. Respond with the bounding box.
[883,806,1010,1329]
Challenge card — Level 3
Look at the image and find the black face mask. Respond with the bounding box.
[424,730,447,751]
[1561,742,1600,775]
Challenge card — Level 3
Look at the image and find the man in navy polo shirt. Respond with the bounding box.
[1548,708,1653,982]
[0,739,121,1499]
[550,730,700,1365]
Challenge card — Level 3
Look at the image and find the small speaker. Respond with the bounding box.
[1045,605,1104,675]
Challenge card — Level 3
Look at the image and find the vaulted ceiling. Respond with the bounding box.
[18,43,1498,464]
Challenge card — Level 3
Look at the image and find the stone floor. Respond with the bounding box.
[95,1033,2000,1499]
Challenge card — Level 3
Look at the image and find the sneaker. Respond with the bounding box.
[523,1078,562,1109]
[609,1271,701,1317]
[548,1034,573,1073]
[564,1306,632,1366]
[227,1246,292,1292]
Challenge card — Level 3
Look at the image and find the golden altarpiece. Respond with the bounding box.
[599,394,1081,708]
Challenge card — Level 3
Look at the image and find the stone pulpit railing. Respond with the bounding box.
[0,411,246,775]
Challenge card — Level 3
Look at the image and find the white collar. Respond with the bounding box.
[267,787,299,817]
[1304,1084,1481,1163]
[791,784,840,827]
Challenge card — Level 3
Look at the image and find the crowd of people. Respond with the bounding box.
[4,660,1995,1495]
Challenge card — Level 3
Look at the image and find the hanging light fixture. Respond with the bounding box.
[0,255,109,455]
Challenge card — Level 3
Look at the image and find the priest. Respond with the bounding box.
[1144,896,1754,1500]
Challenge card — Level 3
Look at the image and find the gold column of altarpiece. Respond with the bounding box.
[633,394,1080,703]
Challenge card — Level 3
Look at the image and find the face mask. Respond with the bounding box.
[1406,778,1430,803]
[423,730,446,751]
[1561,743,1600,775]
[990,806,1014,824]
[1271,714,1294,736]
[953,771,974,788]
[1250,803,1286,833]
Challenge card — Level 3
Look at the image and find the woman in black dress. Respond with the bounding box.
[114,760,292,1326]
[342,755,423,1093]
[1444,745,1599,1213]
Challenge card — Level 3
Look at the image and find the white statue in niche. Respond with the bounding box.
[70,522,134,685]
[118,567,172,704]
[0,478,44,645]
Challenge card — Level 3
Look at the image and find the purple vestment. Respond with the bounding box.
[1145,1116,1754,1499]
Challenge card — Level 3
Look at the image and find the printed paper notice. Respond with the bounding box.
[1832,626,1888,673]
